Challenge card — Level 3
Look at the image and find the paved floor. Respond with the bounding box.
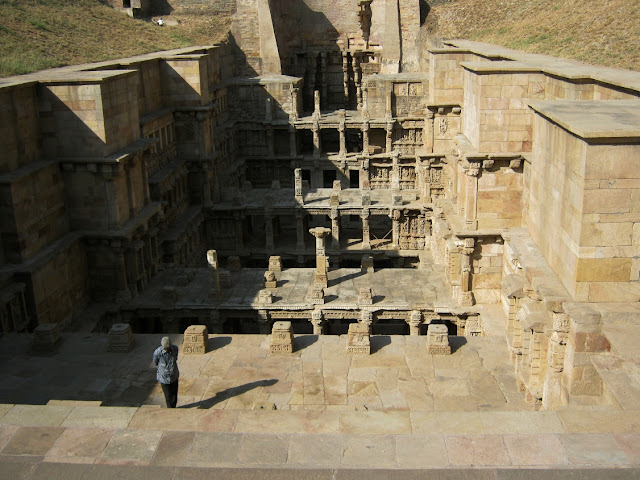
[1,309,640,475]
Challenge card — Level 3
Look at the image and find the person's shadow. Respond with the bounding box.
[179,379,278,409]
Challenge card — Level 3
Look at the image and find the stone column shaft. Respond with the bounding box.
[361,210,371,249]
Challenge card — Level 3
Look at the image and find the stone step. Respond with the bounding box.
[2,402,640,434]
[592,353,640,411]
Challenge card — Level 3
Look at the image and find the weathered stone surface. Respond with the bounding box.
[182,325,208,355]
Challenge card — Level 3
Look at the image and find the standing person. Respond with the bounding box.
[153,336,179,408]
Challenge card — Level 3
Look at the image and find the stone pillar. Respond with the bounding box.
[296,210,306,252]
[311,309,324,335]
[290,87,299,121]
[342,52,350,107]
[294,168,303,204]
[234,212,244,249]
[347,322,370,354]
[257,309,271,334]
[265,212,274,252]
[270,321,294,354]
[207,250,220,301]
[320,52,328,109]
[338,122,347,158]
[183,325,208,354]
[207,310,222,334]
[362,122,370,155]
[314,90,321,117]
[391,209,401,249]
[425,110,434,153]
[310,227,331,286]
[360,310,373,333]
[361,209,371,249]
[266,126,275,157]
[463,164,479,230]
[361,254,374,273]
[386,121,394,153]
[408,310,422,336]
[427,324,451,354]
[265,98,273,121]
[459,238,475,307]
[361,156,370,190]
[391,150,400,190]
[289,124,297,157]
[353,54,362,110]
[107,323,136,352]
[362,88,370,120]
[330,208,340,248]
[312,122,321,158]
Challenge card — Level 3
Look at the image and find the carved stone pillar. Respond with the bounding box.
[391,209,401,249]
[459,238,475,306]
[310,227,331,286]
[360,209,371,249]
[342,52,350,107]
[391,150,400,190]
[311,309,324,335]
[408,310,422,336]
[385,121,394,153]
[294,168,303,203]
[338,122,347,158]
[463,163,479,230]
[312,122,321,158]
[362,122,370,155]
[361,156,370,190]
[360,310,373,334]
[362,88,370,121]
[353,54,362,110]
[330,208,340,249]
[425,110,434,153]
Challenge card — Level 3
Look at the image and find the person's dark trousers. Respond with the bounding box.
[161,380,179,408]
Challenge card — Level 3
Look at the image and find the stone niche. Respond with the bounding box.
[107,323,136,352]
[270,321,294,354]
[347,322,370,355]
[427,323,451,355]
[182,325,208,354]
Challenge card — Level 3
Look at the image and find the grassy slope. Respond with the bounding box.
[425,0,640,71]
[0,0,227,77]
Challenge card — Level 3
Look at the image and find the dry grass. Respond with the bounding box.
[425,0,640,71]
[0,0,229,77]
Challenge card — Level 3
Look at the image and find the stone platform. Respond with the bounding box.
[1,310,640,474]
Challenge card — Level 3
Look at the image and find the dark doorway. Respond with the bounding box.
[323,169,337,188]
[349,170,359,188]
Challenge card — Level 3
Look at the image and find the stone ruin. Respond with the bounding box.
[1,0,640,409]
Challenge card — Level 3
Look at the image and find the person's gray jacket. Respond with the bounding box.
[152,344,179,384]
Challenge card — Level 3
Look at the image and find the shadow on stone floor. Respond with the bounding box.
[207,336,232,351]
[180,379,278,409]
[294,335,318,351]
[370,335,392,354]
[449,336,467,354]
